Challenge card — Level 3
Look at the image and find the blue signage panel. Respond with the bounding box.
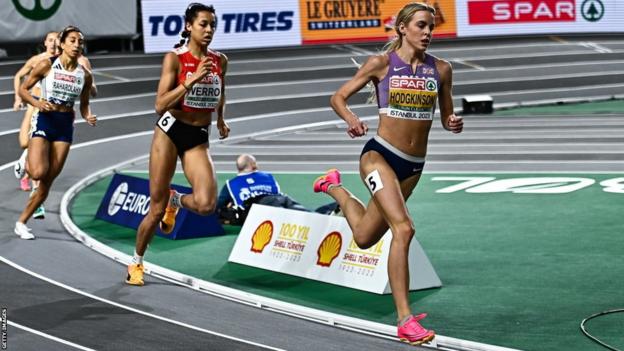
[96,173,224,239]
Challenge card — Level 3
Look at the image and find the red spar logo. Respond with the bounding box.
[468,0,576,24]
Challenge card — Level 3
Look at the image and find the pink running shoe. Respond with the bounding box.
[20,177,31,192]
[313,169,341,193]
[397,314,435,345]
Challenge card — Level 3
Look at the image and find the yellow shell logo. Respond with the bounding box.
[316,231,342,267]
[250,220,273,253]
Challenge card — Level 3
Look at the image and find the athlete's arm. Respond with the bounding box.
[437,59,462,134]
[330,55,386,138]
[78,56,98,97]
[154,52,211,116]
[13,56,38,110]
[80,71,97,126]
[216,53,230,139]
[18,59,53,112]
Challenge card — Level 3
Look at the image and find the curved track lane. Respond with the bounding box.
[1,36,623,350]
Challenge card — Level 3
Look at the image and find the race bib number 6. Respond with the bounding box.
[157,114,174,133]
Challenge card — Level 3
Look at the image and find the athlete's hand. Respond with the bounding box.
[217,118,230,139]
[84,114,97,126]
[188,56,213,86]
[448,114,463,134]
[346,117,368,138]
[37,100,54,113]
[13,97,24,111]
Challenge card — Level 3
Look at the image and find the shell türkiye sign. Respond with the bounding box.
[229,204,441,294]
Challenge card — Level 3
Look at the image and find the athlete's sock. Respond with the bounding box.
[327,183,342,192]
[132,251,143,265]
[399,315,412,326]
[171,191,184,208]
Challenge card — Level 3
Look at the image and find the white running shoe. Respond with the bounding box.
[14,160,25,179]
[14,150,27,179]
[14,222,35,240]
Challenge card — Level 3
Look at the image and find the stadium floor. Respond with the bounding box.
[69,167,624,351]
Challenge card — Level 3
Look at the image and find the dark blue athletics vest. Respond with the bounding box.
[225,171,280,208]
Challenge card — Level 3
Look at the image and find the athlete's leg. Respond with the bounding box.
[18,141,70,224]
[25,137,50,183]
[17,107,36,189]
[18,106,34,149]
[179,145,217,215]
[385,174,421,321]
[358,151,422,320]
[325,152,419,250]
[134,128,178,256]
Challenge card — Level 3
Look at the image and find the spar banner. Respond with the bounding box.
[141,0,302,53]
[229,204,441,294]
[457,0,624,36]
[95,173,224,240]
[300,0,457,45]
[0,0,137,42]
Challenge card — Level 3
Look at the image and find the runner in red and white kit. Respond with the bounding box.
[126,3,230,286]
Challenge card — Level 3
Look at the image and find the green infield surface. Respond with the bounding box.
[70,172,624,351]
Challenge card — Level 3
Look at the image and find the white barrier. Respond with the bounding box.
[229,204,442,294]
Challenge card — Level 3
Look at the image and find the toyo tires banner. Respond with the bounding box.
[141,0,302,53]
[457,0,623,36]
[0,0,137,41]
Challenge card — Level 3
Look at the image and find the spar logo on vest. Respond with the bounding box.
[184,71,221,109]
[108,182,150,216]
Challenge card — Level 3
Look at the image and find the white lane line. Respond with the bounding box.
[491,82,624,96]
[343,44,376,56]
[453,58,485,71]
[8,320,96,351]
[449,49,623,62]
[0,109,155,137]
[0,40,613,69]
[124,169,360,175]
[92,64,161,72]
[0,131,153,168]
[0,256,286,351]
[92,71,131,82]
[0,103,372,137]
[578,42,613,54]
[4,58,624,85]
[208,160,624,165]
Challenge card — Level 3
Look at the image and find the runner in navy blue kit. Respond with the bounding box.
[14,26,96,240]
[13,31,98,220]
[13,31,58,194]
[313,2,463,345]
[126,3,230,286]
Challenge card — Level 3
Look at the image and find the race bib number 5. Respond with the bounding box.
[366,170,384,195]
